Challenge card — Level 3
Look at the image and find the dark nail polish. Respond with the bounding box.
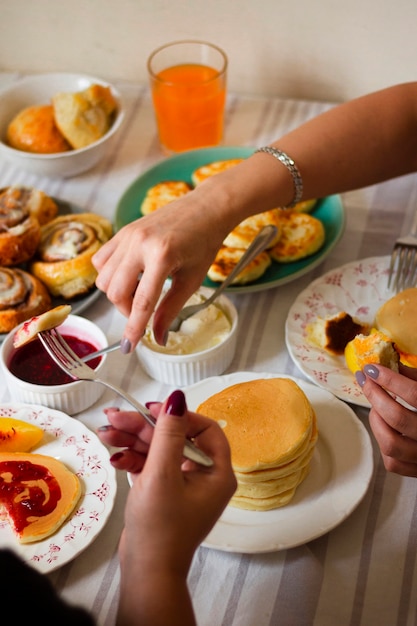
[161,331,169,346]
[110,451,124,462]
[355,371,366,387]
[363,364,379,380]
[145,401,157,409]
[121,337,132,354]
[166,389,186,416]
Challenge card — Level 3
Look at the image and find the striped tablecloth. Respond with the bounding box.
[1,74,417,626]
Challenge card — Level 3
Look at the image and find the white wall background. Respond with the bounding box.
[1,0,416,103]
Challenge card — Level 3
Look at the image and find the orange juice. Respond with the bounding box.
[150,63,226,153]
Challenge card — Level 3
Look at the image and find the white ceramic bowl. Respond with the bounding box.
[0,73,124,178]
[136,288,238,386]
[0,314,109,415]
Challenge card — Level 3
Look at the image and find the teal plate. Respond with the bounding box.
[115,146,345,294]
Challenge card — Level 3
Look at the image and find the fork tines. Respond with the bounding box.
[388,241,417,293]
[38,328,84,378]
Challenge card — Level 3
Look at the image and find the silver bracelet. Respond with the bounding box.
[254,146,303,208]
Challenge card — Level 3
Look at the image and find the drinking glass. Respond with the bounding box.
[147,40,228,153]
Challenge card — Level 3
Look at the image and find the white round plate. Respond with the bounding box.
[285,255,394,408]
[184,371,374,553]
[0,403,117,573]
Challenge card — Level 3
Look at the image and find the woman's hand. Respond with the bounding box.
[98,390,236,626]
[92,190,230,349]
[357,364,417,477]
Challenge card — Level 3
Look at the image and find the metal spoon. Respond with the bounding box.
[82,341,121,362]
[168,224,278,333]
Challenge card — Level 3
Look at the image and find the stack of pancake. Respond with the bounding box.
[197,377,318,511]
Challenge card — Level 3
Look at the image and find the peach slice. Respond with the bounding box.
[0,417,44,452]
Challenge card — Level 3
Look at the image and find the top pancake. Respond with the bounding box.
[197,378,314,472]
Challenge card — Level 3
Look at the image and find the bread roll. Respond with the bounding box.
[375,288,417,363]
[0,191,42,266]
[53,84,117,149]
[6,104,71,154]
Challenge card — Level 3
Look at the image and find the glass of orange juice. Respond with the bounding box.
[147,40,228,154]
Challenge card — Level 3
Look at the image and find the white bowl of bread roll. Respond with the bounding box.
[0,311,109,415]
[0,73,124,178]
[136,287,239,386]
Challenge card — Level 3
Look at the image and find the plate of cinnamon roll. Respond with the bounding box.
[0,186,113,340]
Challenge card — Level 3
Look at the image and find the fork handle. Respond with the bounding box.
[97,379,213,467]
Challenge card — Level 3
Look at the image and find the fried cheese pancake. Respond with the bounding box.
[140,180,193,215]
[269,211,325,263]
[191,158,244,185]
[207,246,271,284]
[291,199,318,213]
[223,210,282,250]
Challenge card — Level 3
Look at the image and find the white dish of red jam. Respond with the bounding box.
[0,314,109,414]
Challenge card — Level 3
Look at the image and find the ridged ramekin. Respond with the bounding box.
[136,289,238,386]
[0,314,108,415]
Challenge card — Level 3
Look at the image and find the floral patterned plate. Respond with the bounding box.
[285,256,394,408]
[0,403,117,573]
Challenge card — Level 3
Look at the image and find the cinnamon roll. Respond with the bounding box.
[0,186,58,226]
[0,267,52,333]
[0,190,42,266]
[30,213,113,299]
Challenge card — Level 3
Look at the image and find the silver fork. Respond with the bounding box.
[38,328,213,467]
[388,206,417,292]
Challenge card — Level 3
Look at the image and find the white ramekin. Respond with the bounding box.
[1,314,109,415]
[136,290,238,386]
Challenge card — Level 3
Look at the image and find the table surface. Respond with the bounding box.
[1,74,417,626]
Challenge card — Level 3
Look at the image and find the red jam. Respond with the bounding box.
[0,460,61,532]
[8,334,102,385]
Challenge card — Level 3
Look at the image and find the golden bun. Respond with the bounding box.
[52,84,117,149]
[375,288,417,360]
[6,104,71,154]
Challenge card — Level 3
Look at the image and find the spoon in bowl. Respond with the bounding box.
[168,224,278,333]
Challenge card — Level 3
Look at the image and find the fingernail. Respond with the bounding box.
[104,407,119,414]
[364,364,380,379]
[355,371,366,387]
[161,331,169,346]
[145,401,158,409]
[166,389,186,416]
[121,337,132,354]
[97,424,114,432]
[110,451,124,462]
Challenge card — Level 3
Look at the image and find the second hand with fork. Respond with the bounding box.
[38,328,213,467]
